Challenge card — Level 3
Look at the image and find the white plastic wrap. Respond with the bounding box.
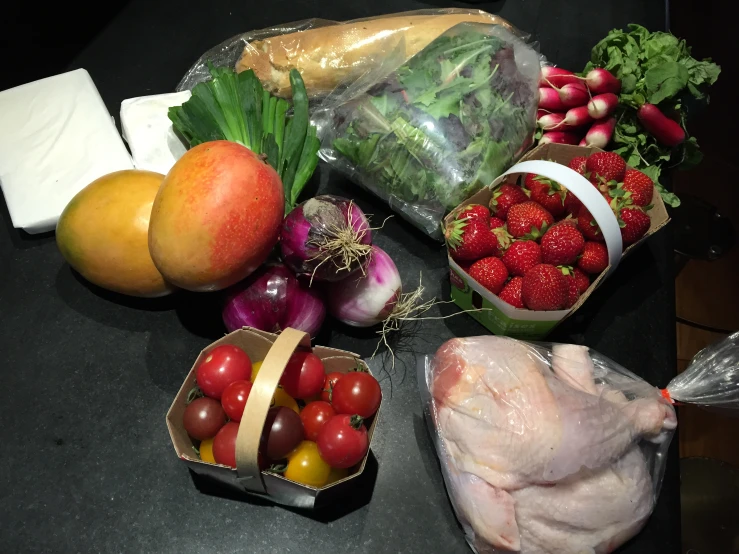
[420,336,677,554]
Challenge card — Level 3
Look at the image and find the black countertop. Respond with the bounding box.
[0,1,680,552]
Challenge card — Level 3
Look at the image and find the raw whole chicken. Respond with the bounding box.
[428,336,677,554]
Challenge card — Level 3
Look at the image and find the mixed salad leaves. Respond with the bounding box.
[169,65,320,212]
[330,28,537,234]
[585,24,720,207]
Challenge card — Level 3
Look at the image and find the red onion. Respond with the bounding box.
[223,264,325,338]
[280,195,372,282]
[328,246,401,327]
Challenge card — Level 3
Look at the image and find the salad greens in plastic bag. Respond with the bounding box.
[316,22,540,238]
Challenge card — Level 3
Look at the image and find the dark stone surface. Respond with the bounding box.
[0,1,679,552]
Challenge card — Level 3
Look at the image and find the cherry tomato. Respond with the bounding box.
[320,372,343,402]
[331,372,382,418]
[280,352,325,399]
[261,406,304,460]
[199,438,215,464]
[183,397,226,440]
[271,387,299,414]
[196,344,252,399]
[326,467,349,485]
[284,441,331,488]
[221,380,253,422]
[300,401,336,441]
[317,414,369,469]
[250,361,263,383]
[213,421,240,468]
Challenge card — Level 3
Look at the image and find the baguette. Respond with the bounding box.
[236,12,509,97]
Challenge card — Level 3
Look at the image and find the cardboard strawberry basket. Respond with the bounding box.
[166,327,379,509]
[446,143,670,339]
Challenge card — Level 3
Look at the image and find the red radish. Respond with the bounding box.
[557,83,590,108]
[539,87,567,111]
[582,68,621,94]
[637,104,686,147]
[541,66,581,88]
[587,93,619,119]
[538,112,566,130]
[578,138,587,146]
[559,105,593,128]
[539,131,580,145]
[583,117,616,148]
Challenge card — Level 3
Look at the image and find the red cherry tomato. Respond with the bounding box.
[183,397,226,440]
[221,380,253,422]
[317,414,369,469]
[279,352,325,399]
[300,401,336,441]
[320,372,343,402]
[213,421,240,468]
[331,372,382,418]
[196,344,252,400]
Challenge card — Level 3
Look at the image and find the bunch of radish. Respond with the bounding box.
[537,67,621,148]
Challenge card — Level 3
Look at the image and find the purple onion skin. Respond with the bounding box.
[223,264,326,338]
[280,195,371,282]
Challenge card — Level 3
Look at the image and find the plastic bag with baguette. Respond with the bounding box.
[177,9,515,97]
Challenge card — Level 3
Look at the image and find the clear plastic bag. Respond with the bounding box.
[419,333,739,553]
[314,22,540,238]
[419,336,678,554]
[176,9,516,95]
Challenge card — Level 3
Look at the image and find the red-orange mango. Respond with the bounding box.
[56,170,175,297]
[148,141,284,291]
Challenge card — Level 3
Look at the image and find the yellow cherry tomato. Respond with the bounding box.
[250,361,263,382]
[199,438,215,464]
[271,386,299,414]
[284,441,331,488]
[326,467,349,485]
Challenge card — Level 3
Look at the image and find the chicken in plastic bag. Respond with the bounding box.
[420,333,739,553]
[315,22,540,238]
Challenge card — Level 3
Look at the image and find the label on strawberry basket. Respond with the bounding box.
[450,281,560,339]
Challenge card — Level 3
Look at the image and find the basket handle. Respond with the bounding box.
[234,327,310,493]
[498,160,623,274]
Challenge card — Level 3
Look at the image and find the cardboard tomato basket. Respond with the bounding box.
[166,327,380,509]
[446,143,670,339]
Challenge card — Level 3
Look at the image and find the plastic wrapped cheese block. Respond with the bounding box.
[0,69,133,234]
[120,91,191,175]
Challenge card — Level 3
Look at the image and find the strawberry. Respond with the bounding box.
[622,169,654,207]
[490,216,505,229]
[498,276,524,308]
[445,218,498,262]
[619,206,651,244]
[502,240,542,276]
[563,190,582,216]
[577,209,604,242]
[586,152,626,185]
[521,264,568,311]
[468,257,509,294]
[506,202,554,239]
[552,216,578,228]
[577,242,609,274]
[540,225,585,265]
[572,267,590,294]
[568,156,587,175]
[525,175,566,217]
[490,184,528,219]
[457,204,490,223]
[561,272,580,309]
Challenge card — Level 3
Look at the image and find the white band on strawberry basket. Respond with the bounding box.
[499,160,623,273]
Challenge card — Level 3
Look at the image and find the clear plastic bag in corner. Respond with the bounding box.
[418,336,677,554]
[315,22,540,239]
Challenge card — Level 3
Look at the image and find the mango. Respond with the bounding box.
[56,170,174,297]
[148,141,284,292]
